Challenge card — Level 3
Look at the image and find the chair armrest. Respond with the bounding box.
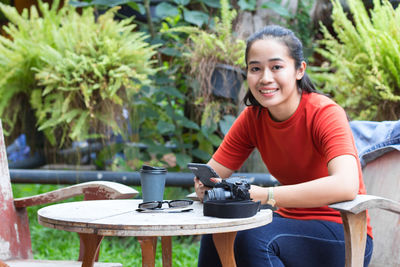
[329,194,400,215]
[13,181,138,208]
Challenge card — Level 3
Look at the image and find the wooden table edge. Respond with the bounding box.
[38,210,272,236]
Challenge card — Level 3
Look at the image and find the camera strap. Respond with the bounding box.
[203,199,261,218]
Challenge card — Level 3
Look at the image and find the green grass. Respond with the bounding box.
[12,184,200,267]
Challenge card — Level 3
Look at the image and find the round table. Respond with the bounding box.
[38,199,272,267]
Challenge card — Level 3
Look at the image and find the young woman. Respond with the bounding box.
[195,25,373,266]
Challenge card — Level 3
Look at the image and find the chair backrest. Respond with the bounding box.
[0,122,32,260]
[362,150,400,266]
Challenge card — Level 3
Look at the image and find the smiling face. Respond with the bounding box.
[246,38,306,121]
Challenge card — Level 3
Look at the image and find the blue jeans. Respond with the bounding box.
[350,120,400,167]
[198,213,373,267]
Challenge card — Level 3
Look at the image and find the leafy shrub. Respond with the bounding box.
[166,0,246,99]
[315,0,400,120]
[0,0,158,147]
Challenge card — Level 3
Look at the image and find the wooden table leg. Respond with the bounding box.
[213,232,237,267]
[161,236,172,267]
[79,235,100,261]
[340,211,367,267]
[138,236,158,267]
[78,233,104,267]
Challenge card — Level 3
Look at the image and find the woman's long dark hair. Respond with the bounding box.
[243,25,318,107]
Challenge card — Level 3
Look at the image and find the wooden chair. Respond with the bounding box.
[330,150,400,267]
[0,121,139,267]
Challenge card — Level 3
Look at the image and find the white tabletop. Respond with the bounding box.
[38,199,272,237]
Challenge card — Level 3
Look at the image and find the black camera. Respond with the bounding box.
[204,177,251,201]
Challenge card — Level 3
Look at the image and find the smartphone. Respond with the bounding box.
[187,163,219,187]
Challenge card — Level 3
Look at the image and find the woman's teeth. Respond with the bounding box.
[260,89,278,94]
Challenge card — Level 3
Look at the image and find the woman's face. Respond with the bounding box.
[246,38,306,121]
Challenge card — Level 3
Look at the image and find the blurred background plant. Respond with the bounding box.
[0,0,158,165]
[313,0,400,121]
[166,0,246,84]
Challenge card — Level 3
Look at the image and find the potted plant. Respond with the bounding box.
[0,0,158,160]
[167,0,246,102]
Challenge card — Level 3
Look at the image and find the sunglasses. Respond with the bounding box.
[138,199,194,210]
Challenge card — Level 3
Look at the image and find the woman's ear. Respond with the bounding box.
[296,61,307,80]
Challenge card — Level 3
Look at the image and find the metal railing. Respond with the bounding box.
[10,169,278,187]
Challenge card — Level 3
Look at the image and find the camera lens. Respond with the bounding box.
[205,188,232,201]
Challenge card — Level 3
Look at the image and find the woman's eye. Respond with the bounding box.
[272,65,282,70]
[250,67,260,72]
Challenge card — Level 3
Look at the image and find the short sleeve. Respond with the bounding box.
[213,108,256,170]
[313,104,357,163]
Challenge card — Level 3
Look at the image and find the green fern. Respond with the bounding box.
[0,1,158,146]
[315,0,400,120]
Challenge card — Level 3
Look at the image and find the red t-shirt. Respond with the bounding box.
[213,92,372,237]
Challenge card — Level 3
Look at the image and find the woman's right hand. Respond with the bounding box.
[194,177,211,202]
[193,159,234,202]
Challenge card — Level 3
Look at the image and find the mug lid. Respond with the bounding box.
[141,164,167,173]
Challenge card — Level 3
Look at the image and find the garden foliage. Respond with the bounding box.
[0,0,158,146]
[166,0,246,86]
[316,0,400,120]
[174,0,245,68]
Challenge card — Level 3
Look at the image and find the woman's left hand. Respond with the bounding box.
[249,185,269,204]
